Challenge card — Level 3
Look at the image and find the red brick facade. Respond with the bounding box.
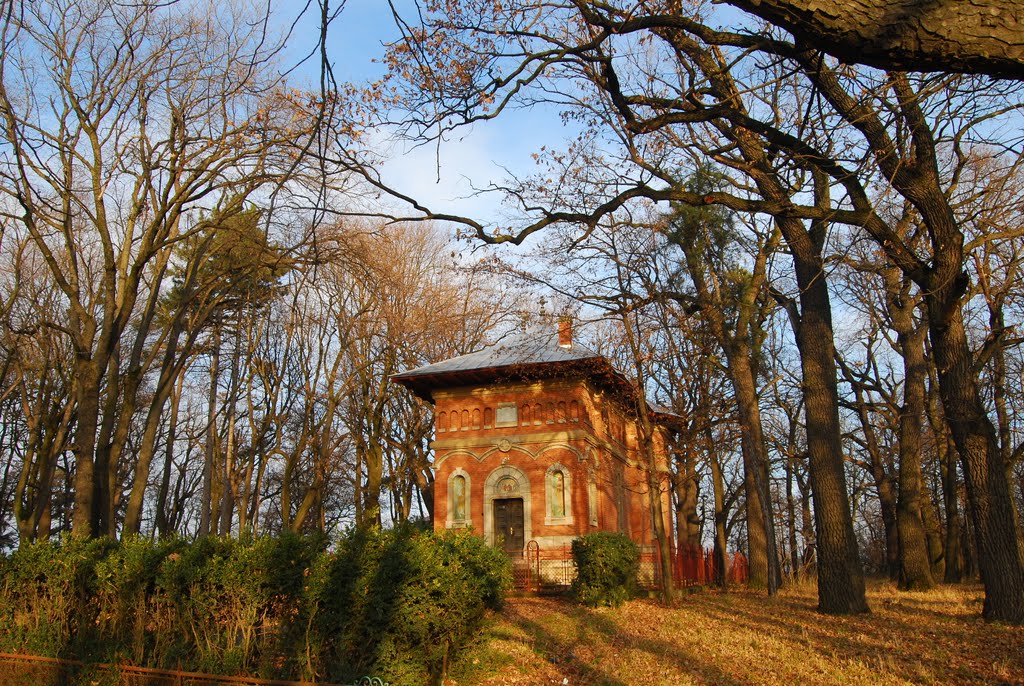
[429,378,671,554]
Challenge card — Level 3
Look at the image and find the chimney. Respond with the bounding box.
[558,316,573,349]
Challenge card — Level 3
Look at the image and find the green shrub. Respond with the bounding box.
[307,524,511,686]
[0,536,115,656]
[150,532,325,677]
[0,528,510,686]
[571,532,639,607]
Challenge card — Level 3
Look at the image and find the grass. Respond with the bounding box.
[448,581,1024,686]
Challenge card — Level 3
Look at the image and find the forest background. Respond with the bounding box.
[1,0,1023,629]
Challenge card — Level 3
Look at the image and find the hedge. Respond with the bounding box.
[0,526,511,686]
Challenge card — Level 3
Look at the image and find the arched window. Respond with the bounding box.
[450,410,460,431]
[552,472,565,517]
[520,404,531,426]
[557,401,567,423]
[545,402,555,424]
[533,404,542,425]
[437,411,448,433]
[483,407,494,429]
[472,408,482,429]
[453,476,467,519]
[586,450,599,526]
[569,400,580,423]
[461,409,470,430]
[447,469,471,527]
[545,463,573,525]
[588,475,599,526]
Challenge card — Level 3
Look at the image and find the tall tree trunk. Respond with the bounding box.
[706,424,729,588]
[124,323,188,536]
[72,360,102,538]
[155,374,184,539]
[200,330,221,537]
[673,444,702,549]
[887,278,935,590]
[779,210,868,614]
[732,363,771,590]
[926,290,1023,620]
[671,192,780,593]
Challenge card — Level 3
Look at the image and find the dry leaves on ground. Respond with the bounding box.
[450,582,1023,686]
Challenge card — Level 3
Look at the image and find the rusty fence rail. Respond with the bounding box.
[0,652,388,686]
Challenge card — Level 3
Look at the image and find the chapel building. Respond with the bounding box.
[392,319,676,558]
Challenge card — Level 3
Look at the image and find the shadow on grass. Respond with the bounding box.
[502,599,751,686]
[691,587,1024,686]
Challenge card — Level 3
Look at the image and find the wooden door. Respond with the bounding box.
[494,498,525,556]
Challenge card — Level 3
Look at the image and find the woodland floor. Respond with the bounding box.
[449,581,1023,686]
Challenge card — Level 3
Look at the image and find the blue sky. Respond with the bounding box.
[277,1,757,242]
[276,0,579,229]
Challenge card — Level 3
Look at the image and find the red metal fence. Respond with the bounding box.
[513,541,748,592]
[674,544,749,587]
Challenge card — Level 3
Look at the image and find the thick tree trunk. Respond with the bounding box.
[71,360,102,538]
[732,359,772,590]
[926,293,1024,621]
[784,223,869,614]
[672,446,702,548]
[724,0,1024,78]
[888,285,935,590]
[708,429,730,588]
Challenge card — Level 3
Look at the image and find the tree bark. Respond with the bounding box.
[724,0,1024,79]
[199,330,221,537]
[707,424,730,588]
[884,273,935,590]
[786,243,868,613]
[926,282,1024,620]
[71,359,102,538]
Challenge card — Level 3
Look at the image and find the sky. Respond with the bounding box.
[277,0,582,234]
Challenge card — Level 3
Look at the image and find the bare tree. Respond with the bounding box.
[362,0,1024,621]
[0,0,317,537]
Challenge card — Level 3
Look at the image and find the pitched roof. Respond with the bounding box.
[391,324,605,401]
[400,324,601,376]
[392,322,686,428]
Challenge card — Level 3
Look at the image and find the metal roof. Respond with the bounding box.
[391,323,685,430]
[392,324,602,380]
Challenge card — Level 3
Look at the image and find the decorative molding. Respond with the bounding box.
[433,429,590,451]
[433,379,580,400]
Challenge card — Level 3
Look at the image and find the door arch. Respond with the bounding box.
[483,464,532,552]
